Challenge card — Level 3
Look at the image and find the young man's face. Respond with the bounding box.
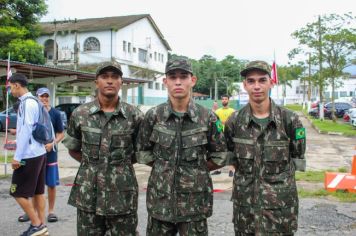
[95,70,122,98]
[9,82,20,98]
[164,69,197,100]
[221,97,229,107]
[243,70,273,104]
[38,93,50,107]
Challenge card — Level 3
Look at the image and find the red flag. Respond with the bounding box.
[271,61,278,84]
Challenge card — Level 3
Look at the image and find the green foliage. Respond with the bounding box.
[0,0,47,63]
[0,0,47,38]
[0,39,45,64]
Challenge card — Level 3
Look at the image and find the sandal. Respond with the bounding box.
[47,213,58,222]
[18,213,30,222]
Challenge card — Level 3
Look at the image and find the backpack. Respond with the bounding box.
[22,96,55,145]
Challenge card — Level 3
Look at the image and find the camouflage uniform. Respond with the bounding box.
[225,100,306,235]
[136,99,230,235]
[63,98,143,235]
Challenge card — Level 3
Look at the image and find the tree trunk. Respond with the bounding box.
[331,77,336,122]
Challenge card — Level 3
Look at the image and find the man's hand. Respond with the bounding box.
[45,143,54,152]
[8,129,16,135]
[11,159,21,170]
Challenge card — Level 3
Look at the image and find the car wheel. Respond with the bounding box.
[0,122,3,132]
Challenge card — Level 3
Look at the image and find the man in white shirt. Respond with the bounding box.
[8,73,48,236]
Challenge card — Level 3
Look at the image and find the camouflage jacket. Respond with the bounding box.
[224,99,306,234]
[63,99,143,216]
[136,100,230,222]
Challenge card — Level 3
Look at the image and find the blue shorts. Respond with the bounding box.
[46,162,60,187]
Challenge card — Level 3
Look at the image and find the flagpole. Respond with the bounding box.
[4,53,11,175]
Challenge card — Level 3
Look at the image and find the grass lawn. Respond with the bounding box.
[296,170,356,202]
[310,118,356,136]
[284,104,303,112]
[0,155,13,163]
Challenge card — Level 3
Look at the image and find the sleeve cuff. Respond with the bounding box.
[136,151,155,164]
[292,158,306,171]
[63,133,81,151]
[209,152,233,166]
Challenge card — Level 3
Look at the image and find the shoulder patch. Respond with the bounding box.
[295,127,306,140]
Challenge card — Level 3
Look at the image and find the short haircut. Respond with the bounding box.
[9,73,28,87]
[221,94,229,99]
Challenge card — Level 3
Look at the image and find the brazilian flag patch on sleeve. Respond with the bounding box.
[295,127,306,140]
[215,119,224,133]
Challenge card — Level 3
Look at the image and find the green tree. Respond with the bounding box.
[0,0,47,63]
[290,13,356,120]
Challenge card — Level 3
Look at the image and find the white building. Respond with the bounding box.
[37,14,170,105]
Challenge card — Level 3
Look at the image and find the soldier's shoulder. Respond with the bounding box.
[145,102,167,118]
[121,102,143,116]
[72,101,95,116]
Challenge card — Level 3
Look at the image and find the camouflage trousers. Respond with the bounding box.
[77,209,138,236]
[146,216,208,236]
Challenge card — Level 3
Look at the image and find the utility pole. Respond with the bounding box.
[53,20,57,66]
[318,15,324,120]
[307,52,312,111]
[214,72,218,100]
[74,18,79,70]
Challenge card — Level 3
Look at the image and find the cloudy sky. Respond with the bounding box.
[42,0,353,65]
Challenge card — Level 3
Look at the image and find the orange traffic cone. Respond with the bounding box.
[324,146,356,193]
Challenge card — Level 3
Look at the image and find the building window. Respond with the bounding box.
[162,54,164,62]
[155,83,160,90]
[83,37,100,52]
[123,41,126,52]
[139,48,147,62]
[154,52,157,61]
[150,53,152,59]
[128,42,131,53]
[133,47,136,53]
[162,84,166,90]
[340,91,347,97]
[148,81,153,89]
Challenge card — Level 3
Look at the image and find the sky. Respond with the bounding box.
[42,0,354,66]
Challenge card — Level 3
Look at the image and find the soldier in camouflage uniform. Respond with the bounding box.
[224,60,306,236]
[136,57,230,236]
[63,62,143,236]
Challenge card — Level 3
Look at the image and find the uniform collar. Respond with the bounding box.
[89,97,127,119]
[163,99,199,123]
[244,99,279,128]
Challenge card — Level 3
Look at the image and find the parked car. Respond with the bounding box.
[308,102,353,119]
[0,107,67,131]
[55,103,81,121]
[0,107,17,131]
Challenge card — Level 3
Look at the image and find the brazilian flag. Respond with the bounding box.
[295,127,306,140]
[216,119,224,133]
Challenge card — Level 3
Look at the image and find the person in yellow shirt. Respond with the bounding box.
[214,95,235,177]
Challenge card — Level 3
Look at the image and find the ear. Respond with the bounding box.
[191,75,197,87]
[243,80,247,90]
[94,79,99,88]
[163,77,167,86]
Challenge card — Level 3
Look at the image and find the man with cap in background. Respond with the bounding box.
[224,60,306,235]
[136,57,230,235]
[63,62,143,235]
[18,87,65,224]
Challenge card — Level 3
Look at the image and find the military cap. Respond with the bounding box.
[165,58,193,74]
[240,60,271,77]
[96,61,123,77]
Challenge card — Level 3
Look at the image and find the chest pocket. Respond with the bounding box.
[111,129,134,164]
[150,125,175,160]
[232,138,255,174]
[181,127,208,164]
[264,140,290,175]
[81,126,102,160]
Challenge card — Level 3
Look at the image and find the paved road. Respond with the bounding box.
[1,112,356,235]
